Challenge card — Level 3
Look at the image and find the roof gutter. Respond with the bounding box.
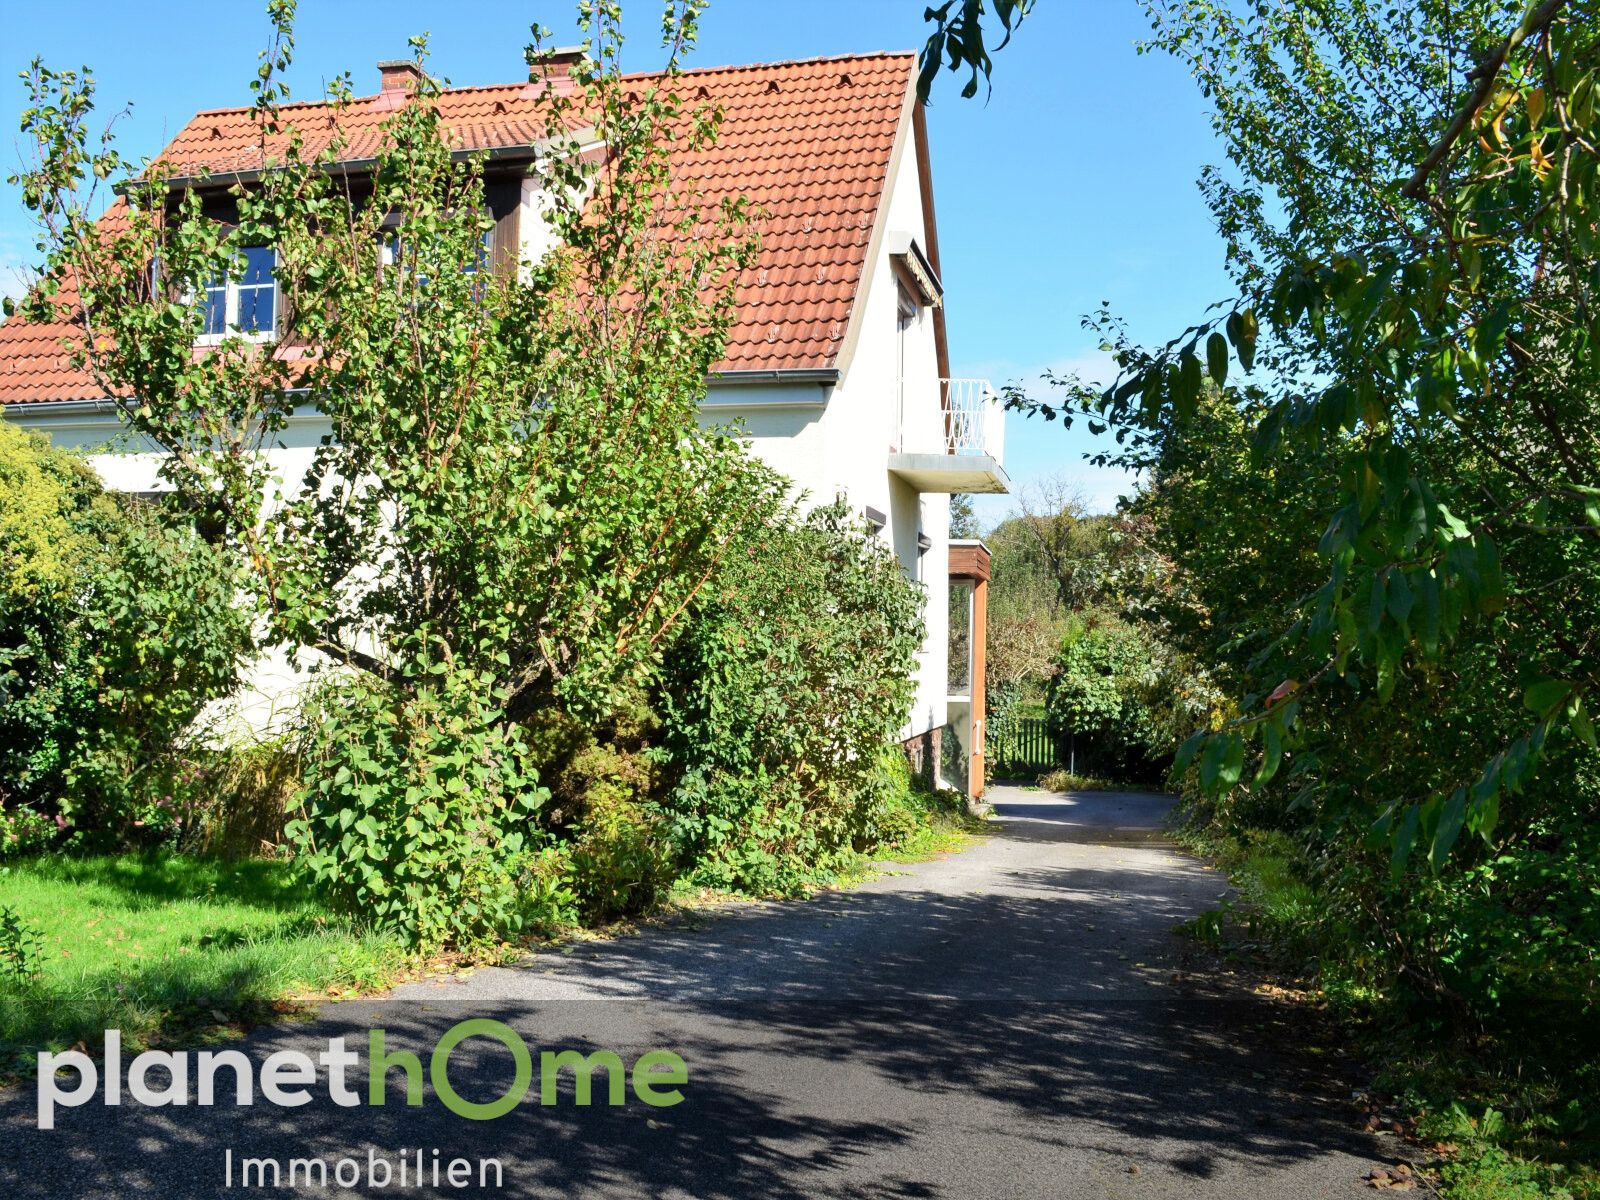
[5,372,834,417]
[705,368,839,387]
[1,398,123,417]
[3,391,317,418]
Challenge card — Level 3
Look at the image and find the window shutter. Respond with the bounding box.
[484,178,521,276]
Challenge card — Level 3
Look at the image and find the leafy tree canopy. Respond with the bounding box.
[1010,0,1600,874]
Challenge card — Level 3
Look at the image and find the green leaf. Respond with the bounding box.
[1255,720,1282,784]
[1430,789,1467,871]
[1390,805,1420,880]
[1416,570,1441,654]
[1205,331,1229,387]
[1226,308,1258,371]
[1523,678,1569,715]
[1386,571,1413,626]
[1199,734,1227,792]
[1571,701,1597,749]
[1174,729,1206,773]
[1175,351,1203,420]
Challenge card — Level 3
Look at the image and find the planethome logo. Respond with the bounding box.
[37,1019,688,1130]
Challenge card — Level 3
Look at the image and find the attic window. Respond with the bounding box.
[378,217,493,282]
[199,245,277,342]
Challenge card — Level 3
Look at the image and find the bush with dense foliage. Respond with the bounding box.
[1044,615,1170,782]
[655,499,926,894]
[0,423,249,849]
[285,651,551,950]
[1137,395,1600,1118]
[519,697,671,924]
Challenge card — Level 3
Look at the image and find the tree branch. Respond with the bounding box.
[1400,0,1569,199]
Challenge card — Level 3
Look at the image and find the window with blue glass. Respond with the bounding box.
[379,230,492,280]
[201,245,277,338]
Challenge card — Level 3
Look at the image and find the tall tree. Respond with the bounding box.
[10,0,784,726]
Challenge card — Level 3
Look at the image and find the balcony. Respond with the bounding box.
[889,377,1011,494]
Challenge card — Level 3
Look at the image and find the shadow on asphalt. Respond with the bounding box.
[990,789,1184,848]
[2,790,1371,1199]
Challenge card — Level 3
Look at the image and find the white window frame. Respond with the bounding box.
[195,246,278,346]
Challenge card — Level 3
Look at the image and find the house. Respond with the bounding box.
[0,50,1007,797]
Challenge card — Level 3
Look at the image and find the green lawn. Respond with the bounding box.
[0,854,406,1074]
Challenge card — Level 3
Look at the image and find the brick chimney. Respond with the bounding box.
[527,46,586,93]
[377,60,422,96]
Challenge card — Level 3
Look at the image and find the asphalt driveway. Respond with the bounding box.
[1,786,1385,1198]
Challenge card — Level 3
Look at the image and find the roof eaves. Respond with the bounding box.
[123,133,589,195]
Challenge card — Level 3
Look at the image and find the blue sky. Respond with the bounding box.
[0,0,1234,524]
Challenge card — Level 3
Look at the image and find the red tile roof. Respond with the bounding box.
[0,201,132,404]
[0,52,916,405]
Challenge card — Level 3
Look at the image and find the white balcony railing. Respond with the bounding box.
[888,376,1010,493]
[942,377,1005,466]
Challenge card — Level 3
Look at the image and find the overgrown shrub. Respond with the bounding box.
[285,656,549,950]
[852,748,975,860]
[1045,614,1171,782]
[847,745,953,852]
[174,735,303,859]
[1036,768,1116,793]
[655,500,925,893]
[0,425,250,846]
[521,701,674,922]
[0,806,55,859]
[566,786,672,922]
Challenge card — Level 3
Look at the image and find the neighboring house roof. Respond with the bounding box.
[0,202,130,404]
[0,51,922,406]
